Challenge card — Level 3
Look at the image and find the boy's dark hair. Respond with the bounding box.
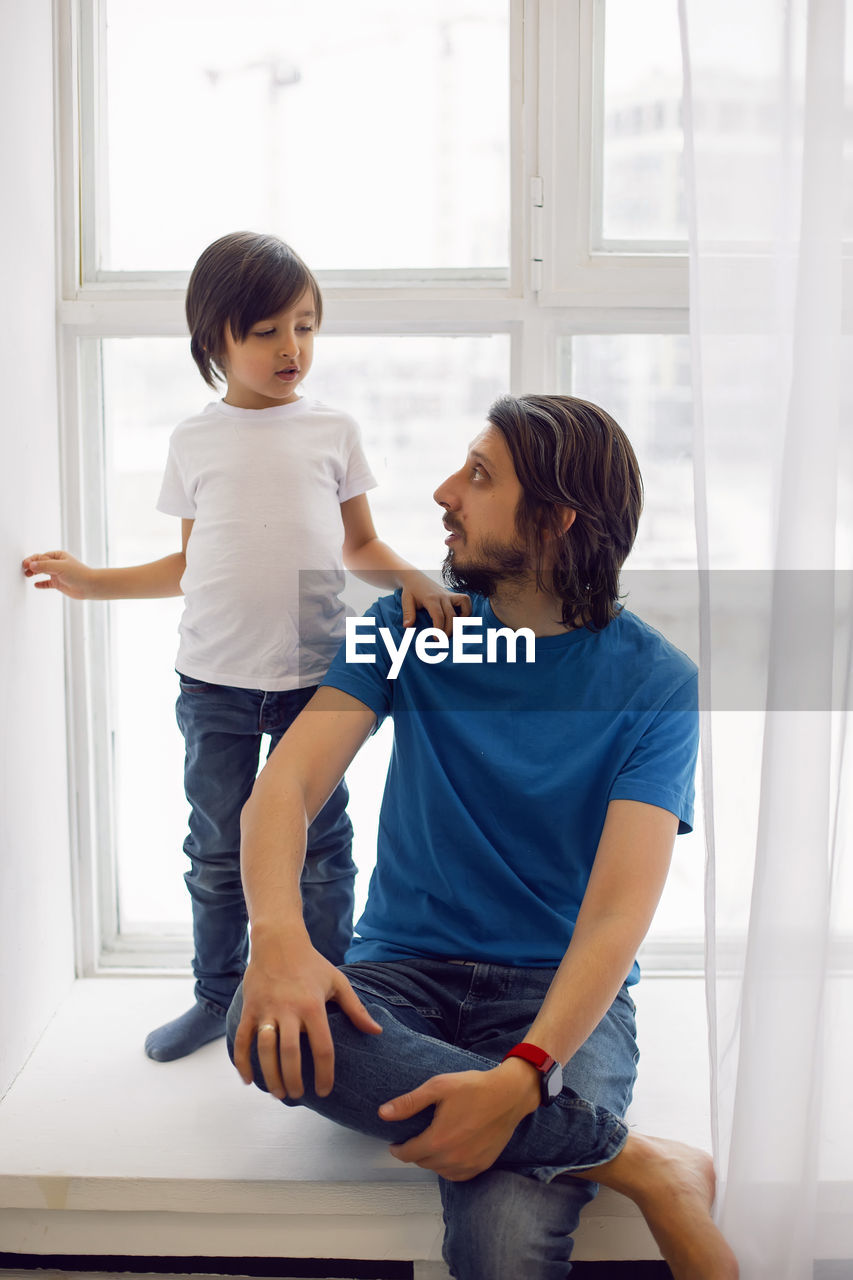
[487,393,644,631]
[186,231,323,389]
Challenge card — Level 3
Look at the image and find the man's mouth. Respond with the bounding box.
[443,518,463,544]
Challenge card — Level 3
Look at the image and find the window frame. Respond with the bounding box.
[55,0,697,975]
[535,0,689,308]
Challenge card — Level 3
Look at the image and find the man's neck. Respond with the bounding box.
[487,582,577,636]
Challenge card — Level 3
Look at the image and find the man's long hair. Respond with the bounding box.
[488,394,643,631]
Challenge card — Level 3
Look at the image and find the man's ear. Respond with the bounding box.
[541,507,576,540]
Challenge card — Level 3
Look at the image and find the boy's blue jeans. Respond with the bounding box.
[226,957,638,1279]
[176,675,355,1015]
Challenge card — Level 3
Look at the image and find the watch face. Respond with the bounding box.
[542,1061,563,1105]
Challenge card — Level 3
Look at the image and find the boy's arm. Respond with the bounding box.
[340,492,469,633]
[21,518,193,600]
[381,799,678,1182]
[232,684,383,1099]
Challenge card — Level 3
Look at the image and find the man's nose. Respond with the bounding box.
[433,475,454,508]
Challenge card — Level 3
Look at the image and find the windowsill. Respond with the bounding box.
[0,974,733,1267]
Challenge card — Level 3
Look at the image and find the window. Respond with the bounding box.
[96,0,510,276]
[56,0,698,972]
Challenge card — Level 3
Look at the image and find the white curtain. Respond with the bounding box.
[679,2,853,1277]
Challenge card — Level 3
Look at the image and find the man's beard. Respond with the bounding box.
[441,536,531,599]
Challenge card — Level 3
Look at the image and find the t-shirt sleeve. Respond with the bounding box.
[156,434,195,518]
[608,672,700,834]
[337,417,378,503]
[321,592,400,724]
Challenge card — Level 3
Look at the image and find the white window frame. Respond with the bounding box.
[54,0,695,976]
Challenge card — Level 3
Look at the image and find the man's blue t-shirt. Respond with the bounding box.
[322,592,698,978]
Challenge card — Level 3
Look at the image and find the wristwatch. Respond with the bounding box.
[501,1041,563,1106]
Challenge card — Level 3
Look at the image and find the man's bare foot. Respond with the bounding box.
[576,1132,739,1280]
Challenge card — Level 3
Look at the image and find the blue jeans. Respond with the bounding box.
[176,675,355,1014]
[226,957,638,1279]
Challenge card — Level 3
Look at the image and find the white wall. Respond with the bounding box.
[0,0,75,1095]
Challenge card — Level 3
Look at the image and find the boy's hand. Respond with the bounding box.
[380,1058,540,1181]
[22,550,94,599]
[400,571,470,635]
[232,935,382,1100]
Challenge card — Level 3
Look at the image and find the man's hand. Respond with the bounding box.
[399,570,470,635]
[379,1058,541,1181]
[22,550,94,599]
[232,934,382,1100]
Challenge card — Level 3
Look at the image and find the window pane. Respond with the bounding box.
[561,333,694,568]
[558,334,703,941]
[601,0,686,243]
[101,334,510,933]
[101,0,510,273]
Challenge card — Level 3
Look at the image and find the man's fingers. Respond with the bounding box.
[333,975,383,1036]
[256,1020,287,1099]
[451,592,472,616]
[379,1077,438,1123]
[305,1017,336,1098]
[232,1013,258,1085]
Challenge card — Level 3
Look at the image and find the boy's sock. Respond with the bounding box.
[144,1002,226,1062]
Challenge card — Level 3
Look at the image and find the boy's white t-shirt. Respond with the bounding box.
[156,397,377,691]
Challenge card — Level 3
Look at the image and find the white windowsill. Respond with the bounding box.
[1,973,843,1271]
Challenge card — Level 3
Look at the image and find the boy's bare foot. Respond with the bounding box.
[576,1132,739,1280]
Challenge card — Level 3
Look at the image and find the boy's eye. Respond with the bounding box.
[253,328,275,337]
[297,325,314,333]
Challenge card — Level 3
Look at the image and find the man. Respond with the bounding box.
[227,394,738,1280]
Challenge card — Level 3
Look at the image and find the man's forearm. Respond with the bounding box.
[519,800,677,1069]
[523,913,645,1067]
[240,769,311,939]
[239,688,377,941]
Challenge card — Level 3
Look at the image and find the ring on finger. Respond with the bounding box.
[258,1022,278,1034]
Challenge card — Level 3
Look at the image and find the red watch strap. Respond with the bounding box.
[501,1041,557,1073]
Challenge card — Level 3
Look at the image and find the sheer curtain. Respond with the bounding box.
[679,2,852,1276]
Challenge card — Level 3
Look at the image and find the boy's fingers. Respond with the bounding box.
[400,587,415,627]
[25,557,63,574]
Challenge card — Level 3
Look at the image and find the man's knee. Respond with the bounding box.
[440,1169,594,1280]
[224,984,359,1108]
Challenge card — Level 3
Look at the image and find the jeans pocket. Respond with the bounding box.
[344,966,443,1019]
[177,672,214,695]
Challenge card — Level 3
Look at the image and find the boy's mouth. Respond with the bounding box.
[276,367,300,381]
